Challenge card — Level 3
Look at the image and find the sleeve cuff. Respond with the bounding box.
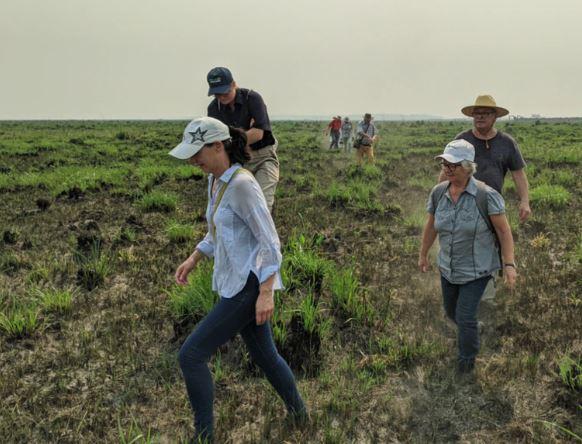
[196,241,214,258]
[259,265,280,284]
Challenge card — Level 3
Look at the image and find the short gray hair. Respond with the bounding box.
[461,160,477,175]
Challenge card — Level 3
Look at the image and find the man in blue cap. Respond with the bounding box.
[206,67,279,211]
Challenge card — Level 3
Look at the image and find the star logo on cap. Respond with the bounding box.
[189,127,207,143]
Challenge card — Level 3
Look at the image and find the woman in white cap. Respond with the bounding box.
[418,139,517,374]
[169,117,306,442]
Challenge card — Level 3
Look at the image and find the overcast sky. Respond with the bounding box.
[2,0,581,119]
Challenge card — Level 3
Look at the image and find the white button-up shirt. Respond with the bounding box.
[196,164,283,298]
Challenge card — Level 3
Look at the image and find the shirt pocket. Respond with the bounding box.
[434,205,453,231]
[458,206,477,224]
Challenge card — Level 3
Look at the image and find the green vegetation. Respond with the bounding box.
[0,119,580,442]
[327,267,371,323]
[0,305,41,339]
[166,261,216,322]
[165,220,198,243]
[34,287,75,314]
[529,184,571,208]
[137,190,178,212]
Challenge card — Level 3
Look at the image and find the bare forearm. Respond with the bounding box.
[188,249,206,265]
[246,128,264,145]
[491,215,515,264]
[420,218,437,257]
[497,229,515,264]
[511,169,529,203]
[260,274,276,293]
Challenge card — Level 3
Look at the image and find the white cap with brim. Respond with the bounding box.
[169,117,230,160]
[435,139,475,163]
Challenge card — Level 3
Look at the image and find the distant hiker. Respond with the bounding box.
[419,140,517,374]
[325,116,342,149]
[170,117,307,442]
[354,113,377,164]
[206,67,279,211]
[340,116,353,153]
[440,95,531,223]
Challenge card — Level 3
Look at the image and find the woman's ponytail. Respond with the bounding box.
[223,127,250,165]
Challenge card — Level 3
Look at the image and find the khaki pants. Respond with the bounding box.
[244,142,279,212]
[356,145,374,164]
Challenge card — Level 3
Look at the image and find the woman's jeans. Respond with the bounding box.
[178,272,305,441]
[440,274,491,370]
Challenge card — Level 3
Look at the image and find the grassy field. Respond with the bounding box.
[0,119,580,443]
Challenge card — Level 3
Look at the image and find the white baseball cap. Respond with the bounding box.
[169,117,230,160]
[435,139,475,163]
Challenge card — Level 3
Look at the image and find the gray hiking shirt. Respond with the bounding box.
[427,177,505,284]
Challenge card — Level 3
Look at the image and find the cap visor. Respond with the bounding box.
[168,142,201,160]
[435,153,463,163]
[208,84,231,96]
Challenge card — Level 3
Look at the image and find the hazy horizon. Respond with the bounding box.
[2,0,581,120]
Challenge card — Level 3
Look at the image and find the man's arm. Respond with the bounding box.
[510,169,532,223]
[246,128,264,145]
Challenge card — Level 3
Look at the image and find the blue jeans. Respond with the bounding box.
[330,130,340,149]
[440,274,491,370]
[178,272,305,441]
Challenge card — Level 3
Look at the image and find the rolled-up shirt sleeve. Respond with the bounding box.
[196,231,215,258]
[231,178,282,284]
[486,189,506,215]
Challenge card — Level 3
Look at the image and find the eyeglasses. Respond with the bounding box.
[440,161,461,171]
[473,110,496,117]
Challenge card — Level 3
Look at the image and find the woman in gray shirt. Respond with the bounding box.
[419,139,517,374]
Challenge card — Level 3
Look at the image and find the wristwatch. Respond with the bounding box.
[504,263,517,269]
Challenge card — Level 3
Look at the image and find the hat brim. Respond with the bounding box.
[435,153,466,164]
[208,84,231,96]
[168,141,203,160]
[461,105,509,118]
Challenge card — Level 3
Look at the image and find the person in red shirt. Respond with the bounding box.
[325,116,342,149]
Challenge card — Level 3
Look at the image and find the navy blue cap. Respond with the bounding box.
[207,67,234,96]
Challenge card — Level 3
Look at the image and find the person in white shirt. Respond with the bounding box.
[169,117,306,442]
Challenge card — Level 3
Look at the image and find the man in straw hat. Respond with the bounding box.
[440,95,531,223]
[441,95,530,306]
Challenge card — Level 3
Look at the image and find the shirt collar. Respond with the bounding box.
[444,176,478,199]
[216,163,242,184]
[465,176,478,196]
[217,89,243,111]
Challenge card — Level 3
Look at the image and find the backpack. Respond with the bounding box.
[431,179,503,275]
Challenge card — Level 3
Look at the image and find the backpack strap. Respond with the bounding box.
[430,181,449,213]
[474,180,494,234]
[474,179,503,275]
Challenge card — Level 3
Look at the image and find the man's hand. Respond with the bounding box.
[518,201,532,223]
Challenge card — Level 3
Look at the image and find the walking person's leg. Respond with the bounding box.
[356,147,364,165]
[178,274,258,441]
[441,275,459,324]
[240,321,306,417]
[244,145,280,212]
[454,275,491,372]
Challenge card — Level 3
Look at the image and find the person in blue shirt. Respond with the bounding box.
[419,139,517,374]
[169,117,306,442]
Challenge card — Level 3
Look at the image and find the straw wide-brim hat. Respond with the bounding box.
[461,95,509,118]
